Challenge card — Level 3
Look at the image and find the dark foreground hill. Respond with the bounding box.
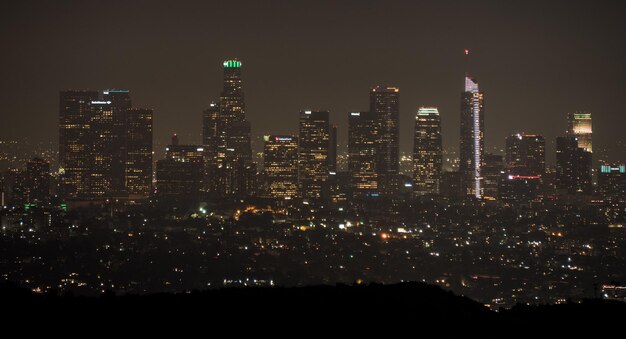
[1,281,624,326]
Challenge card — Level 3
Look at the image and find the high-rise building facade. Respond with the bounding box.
[328,125,338,173]
[202,60,255,197]
[598,164,626,198]
[263,135,299,199]
[125,108,153,197]
[556,136,592,194]
[156,136,205,202]
[202,102,222,193]
[59,90,152,200]
[370,86,399,193]
[567,112,592,153]
[299,110,330,199]
[102,89,132,196]
[220,60,252,163]
[25,158,51,205]
[482,153,504,201]
[348,111,378,197]
[88,99,115,197]
[59,90,99,198]
[412,107,442,195]
[505,133,545,176]
[460,76,485,198]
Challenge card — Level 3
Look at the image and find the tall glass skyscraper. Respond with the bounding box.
[370,86,399,194]
[220,60,252,163]
[460,76,485,198]
[505,133,545,176]
[59,90,152,200]
[59,90,99,198]
[348,111,378,197]
[203,60,256,197]
[126,108,153,197]
[556,136,592,194]
[298,110,330,199]
[567,111,592,153]
[263,135,299,199]
[413,107,442,195]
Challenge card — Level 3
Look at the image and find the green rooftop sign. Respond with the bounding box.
[223,60,242,68]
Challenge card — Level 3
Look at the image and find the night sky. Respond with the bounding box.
[2,0,625,163]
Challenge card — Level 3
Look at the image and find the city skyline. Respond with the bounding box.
[1,0,626,315]
[1,1,625,165]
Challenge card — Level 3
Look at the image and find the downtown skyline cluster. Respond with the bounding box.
[47,58,615,206]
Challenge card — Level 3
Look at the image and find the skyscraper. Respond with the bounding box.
[125,108,153,197]
[299,110,330,199]
[502,134,544,204]
[202,102,222,193]
[59,90,99,198]
[328,125,338,173]
[505,133,545,176]
[263,135,299,199]
[103,89,132,196]
[348,111,378,197]
[460,76,485,198]
[204,59,256,197]
[370,86,399,194]
[88,99,115,197]
[220,59,252,163]
[59,89,153,200]
[482,153,504,201]
[556,136,592,194]
[155,135,205,203]
[598,164,626,198]
[412,107,442,195]
[567,112,592,153]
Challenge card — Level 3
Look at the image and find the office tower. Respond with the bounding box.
[202,102,221,192]
[598,164,626,198]
[412,107,442,195]
[348,111,378,197]
[156,136,205,202]
[59,90,99,198]
[59,89,153,200]
[328,124,338,173]
[88,99,115,197]
[102,89,132,196]
[202,59,256,197]
[202,102,220,147]
[505,133,545,176]
[460,76,485,198]
[125,108,153,197]
[263,135,299,199]
[482,153,504,201]
[556,136,592,194]
[440,171,464,199]
[25,158,50,204]
[567,112,592,153]
[299,110,330,199]
[499,175,541,204]
[370,86,399,194]
[220,59,252,162]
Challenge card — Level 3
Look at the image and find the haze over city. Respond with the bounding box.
[2,0,625,162]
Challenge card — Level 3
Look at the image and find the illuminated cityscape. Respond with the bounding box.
[1,0,625,321]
